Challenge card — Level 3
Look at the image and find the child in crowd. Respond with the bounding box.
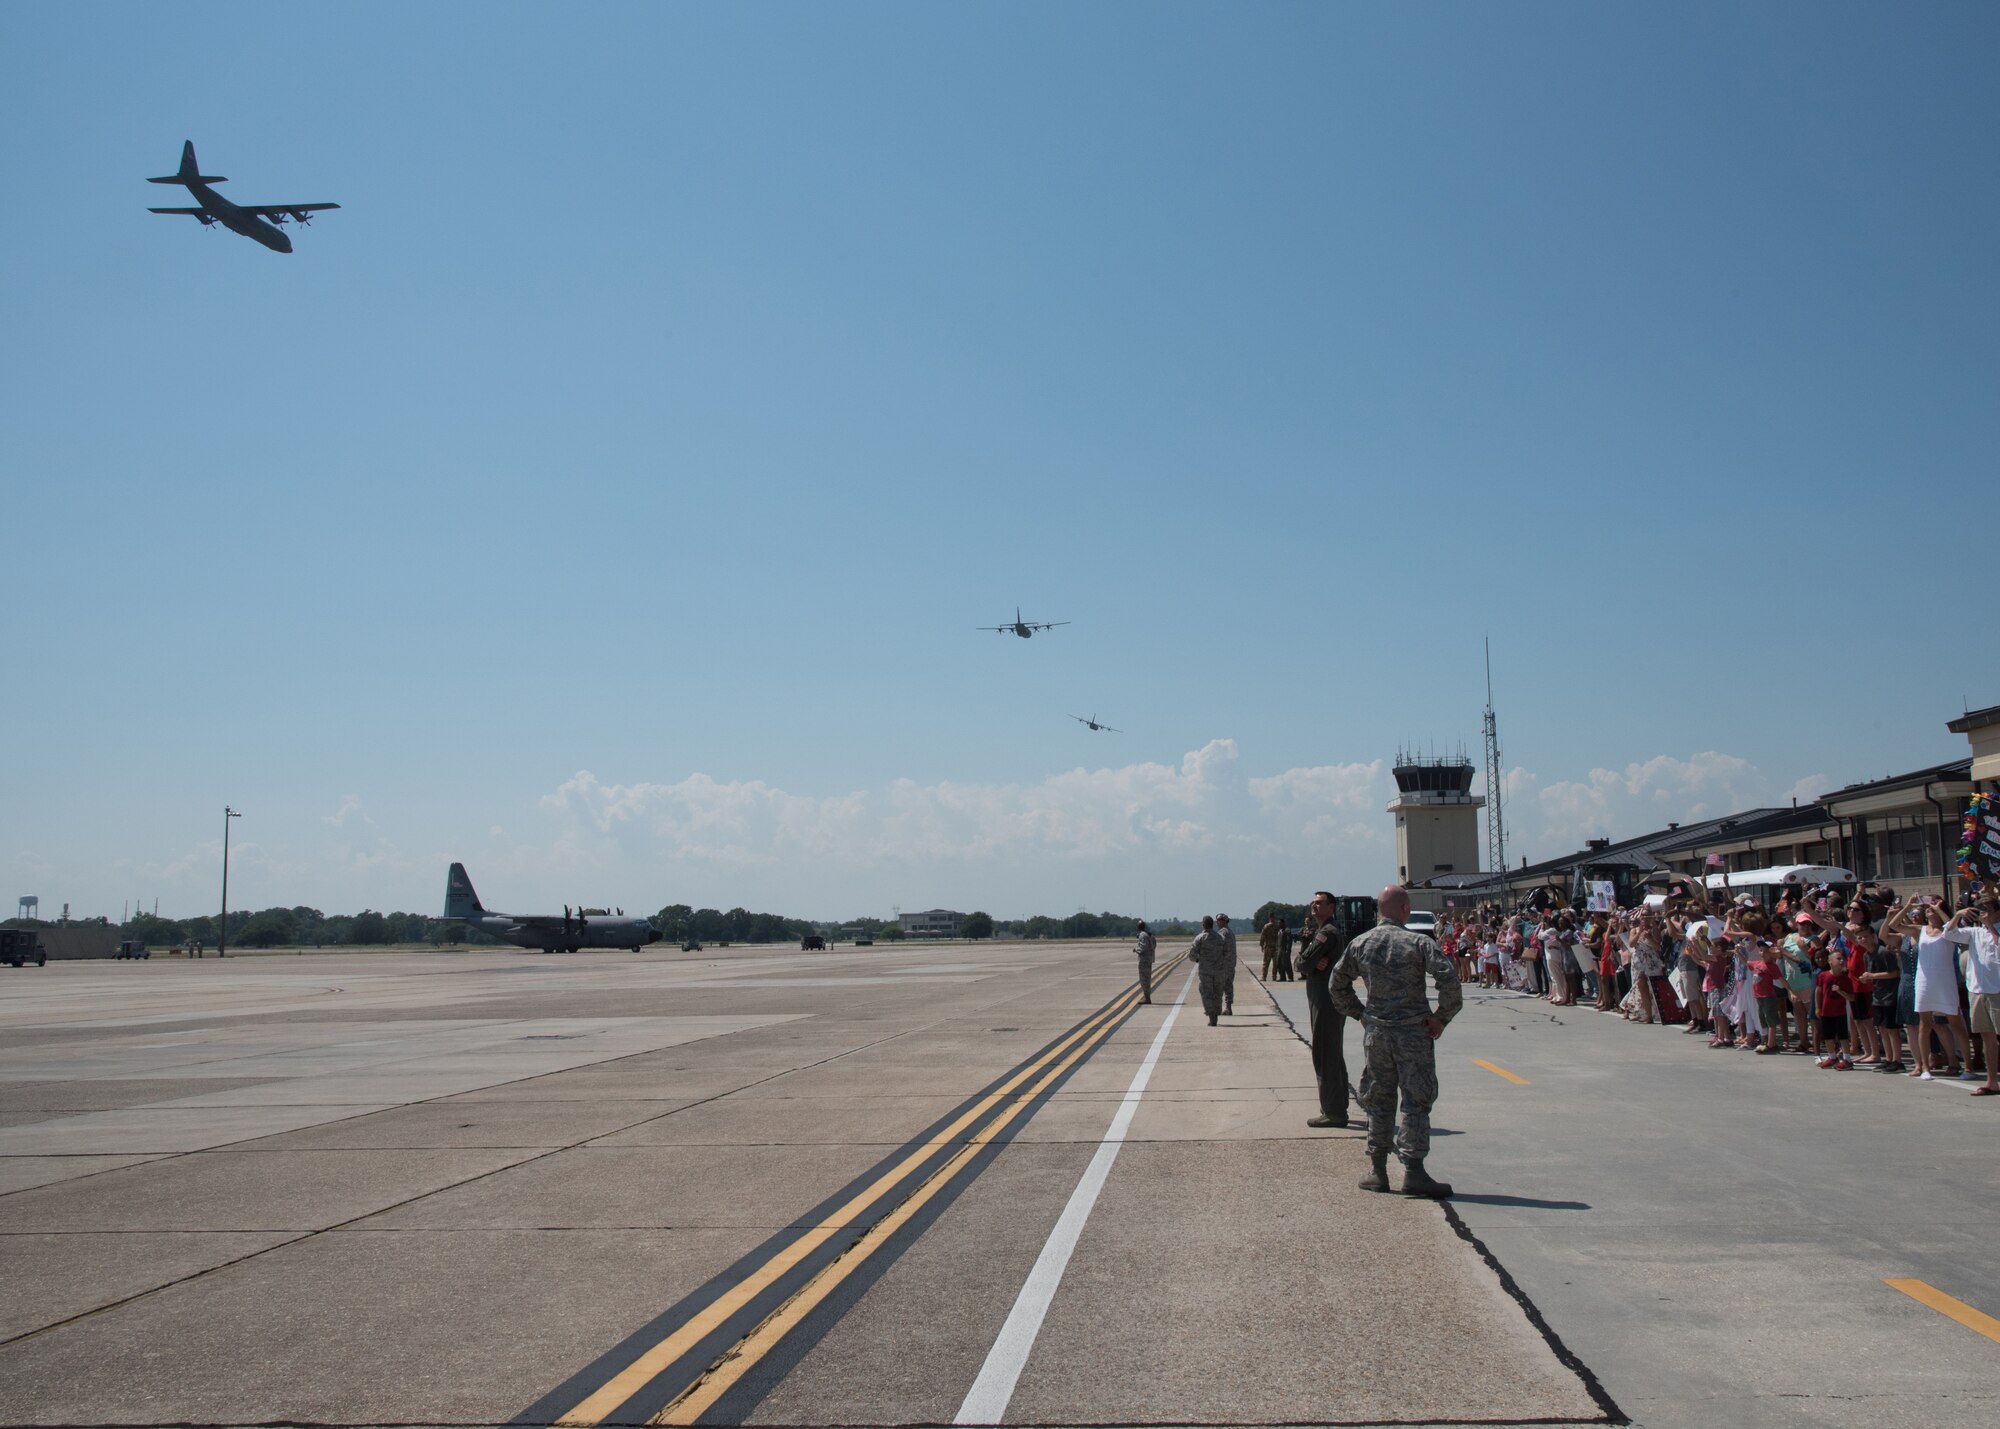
[1748,934,1785,1054]
[1815,948,1860,1069]
[1687,924,1736,1048]
[1723,907,1772,1050]
[1863,929,1905,1073]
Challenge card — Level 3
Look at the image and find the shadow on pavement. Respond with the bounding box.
[1449,1193,1591,1210]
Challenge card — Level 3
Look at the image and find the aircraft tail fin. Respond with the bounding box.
[444,863,486,919]
[148,140,227,186]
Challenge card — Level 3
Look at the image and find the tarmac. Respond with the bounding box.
[1,939,1992,1427]
[1269,972,2000,1429]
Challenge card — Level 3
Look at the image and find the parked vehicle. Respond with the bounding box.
[2,929,48,967]
[115,940,151,960]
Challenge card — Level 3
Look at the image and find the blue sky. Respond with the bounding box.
[5,2,1994,923]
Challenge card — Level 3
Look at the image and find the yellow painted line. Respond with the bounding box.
[649,990,1145,1425]
[1473,1058,1530,1085]
[554,967,1167,1426]
[653,1141,982,1424]
[1885,1279,2000,1343]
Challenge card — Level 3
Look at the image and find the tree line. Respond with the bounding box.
[5,901,1310,949]
[110,907,494,948]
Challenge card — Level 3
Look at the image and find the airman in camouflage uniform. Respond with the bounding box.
[1134,921,1157,1004]
[1328,886,1462,1198]
[1259,914,1283,979]
[1216,913,1238,1013]
[1188,916,1229,1026]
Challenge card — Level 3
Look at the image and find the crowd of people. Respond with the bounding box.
[1435,885,2000,1095]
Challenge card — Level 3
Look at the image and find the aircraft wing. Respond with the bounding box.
[1032,621,1071,630]
[241,203,341,219]
[147,207,209,216]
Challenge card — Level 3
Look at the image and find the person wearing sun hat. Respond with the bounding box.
[1779,912,1824,1055]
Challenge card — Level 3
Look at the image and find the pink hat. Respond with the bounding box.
[1794,913,1814,928]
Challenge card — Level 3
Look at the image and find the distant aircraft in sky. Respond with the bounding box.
[440,863,656,954]
[147,141,338,253]
[1071,714,1121,732]
[980,607,1070,638]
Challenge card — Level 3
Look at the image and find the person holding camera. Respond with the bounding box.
[1944,898,2000,1094]
[1885,896,1965,1078]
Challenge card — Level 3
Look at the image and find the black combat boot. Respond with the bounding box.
[1306,1113,1348,1129]
[1399,1158,1453,1199]
[1357,1153,1391,1193]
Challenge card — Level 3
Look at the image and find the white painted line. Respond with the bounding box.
[954,966,1194,1425]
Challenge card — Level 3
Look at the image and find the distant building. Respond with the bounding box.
[1949,704,2000,786]
[898,908,962,937]
[1389,754,1484,887]
[1410,754,1976,912]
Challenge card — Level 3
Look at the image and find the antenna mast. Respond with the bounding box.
[1482,639,1507,877]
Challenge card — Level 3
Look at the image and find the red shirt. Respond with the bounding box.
[1815,968,1858,1016]
[1749,957,1780,999]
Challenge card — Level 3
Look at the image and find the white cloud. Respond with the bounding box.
[540,740,1246,866]
[1502,751,1818,864]
[510,739,1406,918]
[1249,760,1392,847]
[58,742,1830,923]
[323,795,373,828]
[1786,773,1831,805]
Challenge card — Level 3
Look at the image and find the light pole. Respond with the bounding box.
[218,806,240,958]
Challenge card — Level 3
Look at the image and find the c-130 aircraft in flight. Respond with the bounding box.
[979,607,1069,639]
[441,863,657,954]
[147,141,338,253]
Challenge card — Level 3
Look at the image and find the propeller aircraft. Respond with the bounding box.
[147,141,338,253]
[1071,714,1122,732]
[439,863,655,954]
[980,607,1070,639]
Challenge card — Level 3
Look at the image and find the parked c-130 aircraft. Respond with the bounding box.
[147,141,338,253]
[441,863,657,953]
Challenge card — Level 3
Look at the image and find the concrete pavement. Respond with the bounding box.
[0,940,1793,1427]
[1266,970,2000,1429]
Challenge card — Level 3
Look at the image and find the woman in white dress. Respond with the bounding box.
[1620,914,1665,1024]
[1884,898,1967,1079]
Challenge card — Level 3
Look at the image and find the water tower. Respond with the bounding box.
[1388,751,1484,884]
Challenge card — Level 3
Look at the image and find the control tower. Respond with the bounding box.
[1389,752,1484,884]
